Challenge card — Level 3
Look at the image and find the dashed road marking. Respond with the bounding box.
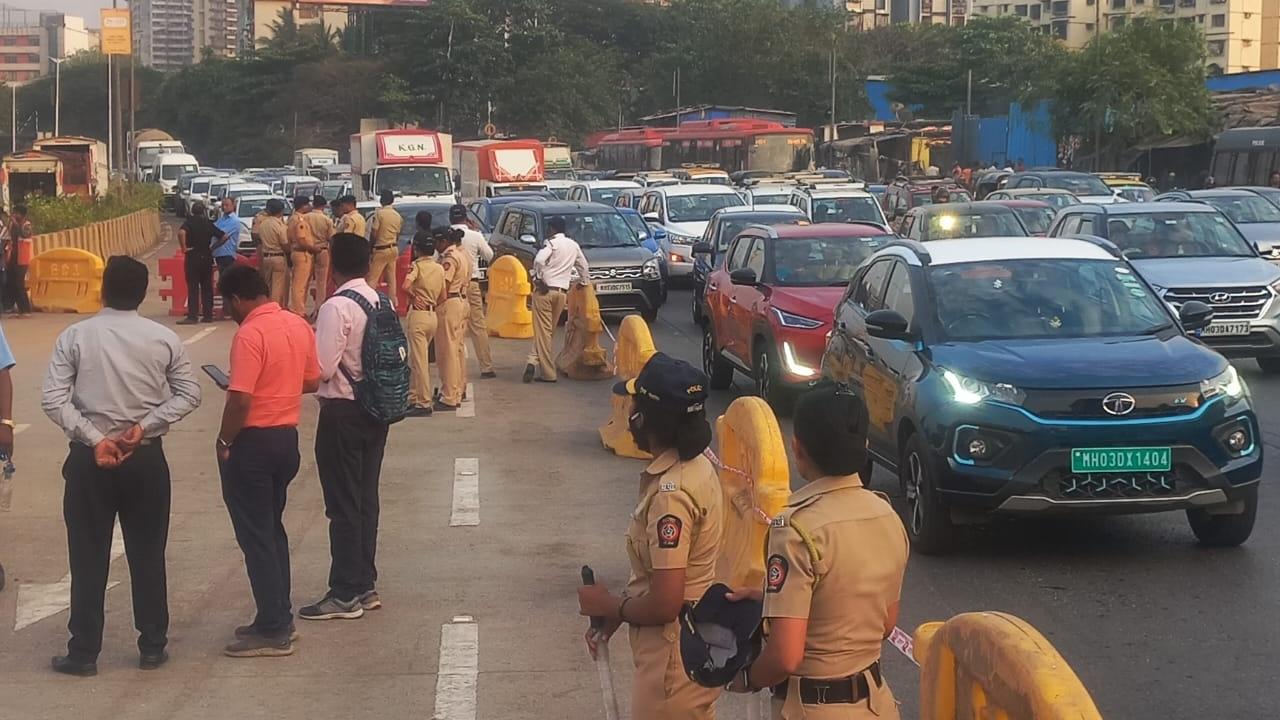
[15,522,124,631]
[458,382,476,418]
[432,616,478,720]
[182,326,218,346]
[451,458,479,527]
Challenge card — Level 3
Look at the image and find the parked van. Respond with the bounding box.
[152,153,200,208]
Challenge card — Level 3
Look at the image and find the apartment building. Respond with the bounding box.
[241,0,348,54]
[0,6,92,83]
[794,0,966,26]
[132,0,195,71]
[194,0,238,59]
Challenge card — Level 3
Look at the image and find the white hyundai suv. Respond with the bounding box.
[790,182,890,230]
[638,184,745,278]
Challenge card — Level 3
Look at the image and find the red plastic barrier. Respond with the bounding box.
[157,249,259,319]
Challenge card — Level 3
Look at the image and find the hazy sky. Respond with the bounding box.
[20,0,115,27]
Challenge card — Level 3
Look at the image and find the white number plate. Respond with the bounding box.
[1203,322,1251,337]
[596,281,633,294]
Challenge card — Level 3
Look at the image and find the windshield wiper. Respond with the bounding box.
[1141,321,1174,334]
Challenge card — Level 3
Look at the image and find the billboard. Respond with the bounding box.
[100,8,132,55]
[295,0,430,5]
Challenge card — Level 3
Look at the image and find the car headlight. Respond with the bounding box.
[772,307,824,329]
[669,233,697,245]
[642,257,661,280]
[1202,365,1246,400]
[781,341,818,378]
[940,368,1024,406]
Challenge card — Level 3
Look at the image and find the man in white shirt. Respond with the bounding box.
[524,216,590,384]
[449,205,496,379]
[301,231,389,622]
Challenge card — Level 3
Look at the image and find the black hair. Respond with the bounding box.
[412,230,436,257]
[331,232,371,277]
[102,256,148,311]
[266,198,285,215]
[380,189,395,206]
[415,210,433,232]
[433,226,464,246]
[635,395,712,461]
[217,263,269,300]
[793,386,869,477]
[548,215,567,234]
[313,195,328,209]
[190,201,206,217]
[293,195,312,210]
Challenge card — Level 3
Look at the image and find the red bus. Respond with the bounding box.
[593,127,674,173]
[661,120,813,174]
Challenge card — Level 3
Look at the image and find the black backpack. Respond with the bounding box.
[337,290,410,424]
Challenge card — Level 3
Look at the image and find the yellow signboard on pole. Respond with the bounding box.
[100,9,132,56]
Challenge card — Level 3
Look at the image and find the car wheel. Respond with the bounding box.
[691,289,704,326]
[1187,485,1257,547]
[641,307,659,324]
[703,324,734,390]
[899,433,954,555]
[754,342,793,412]
[1257,357,1280,374]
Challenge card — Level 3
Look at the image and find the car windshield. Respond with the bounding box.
[394,203,453,232]
[1201,195,1280,224]
[665,193,744,222]
[771,234,894,286]
[715,213,804,251]
[238,198,269,217]
[191,180,211,194]
[565,212,638,248]
[162,163,198,180]
[1011,206,1055,234]
[810,196,882,224]
[750,192,791,205]
[546,169,576,180]
[1032,192,1079,209]
[1105,211,1256,258]
[591,188,625,205]
[621,212,650,241]
[913,189,972,207]
[1116,187,1154,202]
[930,259,1170,341]
[376,166,451,196]
[1044,174,1112,196]
[923,209,1027,240]
[548,187,572,199]
[321,181,347,199]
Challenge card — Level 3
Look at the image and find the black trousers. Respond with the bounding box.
[184,252,214,320]
[219,426,300,636]
[215,255,236,274]
[4,262,29,313]
[315,399,388,601]
[62,441,170,661]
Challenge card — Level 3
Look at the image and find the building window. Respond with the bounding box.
[1111,0,1125,7]
[1015,3,1028,13]
[297,6,319,19]
[1211,12,1225,25]
[1109,14,1126,27]
[1030,4,1042,18]
[1208,39,1226,55]
[1086,0,1094,4]
[1085,21,1095,29]
[1052,0,1068,14]
[1052,19,1068,37]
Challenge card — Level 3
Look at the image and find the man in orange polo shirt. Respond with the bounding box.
[214,265,320,658]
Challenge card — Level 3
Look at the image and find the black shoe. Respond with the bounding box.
[407,405,434,417]
[51,655,97,677]
[534,376,557,383]
[523,364,536,383]
[223,635,293,658]
[235,623,299,642]
[201,317,215,324]
[433,401,458,412]
[481,371,497,379]
[177,318,200,325]
[139,650,169,670]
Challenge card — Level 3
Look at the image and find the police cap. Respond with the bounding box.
[613,352,708,413]
[679,583,763,688]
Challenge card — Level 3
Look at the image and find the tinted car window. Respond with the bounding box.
[770,234,893,287]
[715,213,805,252]
[498,211,522,238]
[1202,195,1280,223]
[1043,173,1111,196]
[727,236,753,270]
[922,209,1027,240]
[853,259,893,309]
[1011,206,1055,234]
[665,193,745,223]
[883,263,915,321]
[519,213,538,239]
[745,237,766,277]
[1105,211,1256,258]
[810,197,882,224]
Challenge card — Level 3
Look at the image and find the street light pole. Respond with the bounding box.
[49,56,65,136]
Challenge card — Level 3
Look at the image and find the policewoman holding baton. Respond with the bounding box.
[577,353,725,719]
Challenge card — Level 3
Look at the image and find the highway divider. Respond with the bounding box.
[599,314,658,459]
[485,255,534,338]
[557,283,612,380]
[31,208,160,259]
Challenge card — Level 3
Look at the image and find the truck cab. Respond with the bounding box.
[453,139,548,200]
[350,129,455,203]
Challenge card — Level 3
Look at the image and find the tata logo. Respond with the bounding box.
[1101,392,1137,416]
[1209,291,1232,304]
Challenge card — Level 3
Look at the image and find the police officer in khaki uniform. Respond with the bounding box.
[726,387,908,720]
[333,195,367,239]
[286,195,319,316]
[256,199,290,305]
[368,190,403,292]
[433,227,471,412]
[308,195,336,303]
[578,353,725,720]
[402,228,445,416]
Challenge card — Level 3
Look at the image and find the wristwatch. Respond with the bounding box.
[0,419,15,429]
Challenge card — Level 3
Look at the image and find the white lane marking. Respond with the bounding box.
[182,326,218,346]
[16,522,124,631]
[432,616,479,720]
[451,458,479,527]
[457,382,475,418]
[14,423,29,435]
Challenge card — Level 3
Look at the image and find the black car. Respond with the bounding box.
[897,201,1029,241]
[489,201,665,321]
[467,194,552,233]
[690,206,807,325]
[1000,170,1118,203]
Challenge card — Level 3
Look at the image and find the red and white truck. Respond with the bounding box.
[30,135,109,200]
[453,139,547,199]
[350,128,455,203]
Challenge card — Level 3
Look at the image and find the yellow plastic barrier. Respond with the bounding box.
[557,283,613,380]
[28,247,105,314]
[914,612,1103,720]
[713,396,791,589]
[485,255,534,338]
[599,315,658,459]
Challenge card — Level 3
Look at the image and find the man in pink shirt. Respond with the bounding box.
[300,232,391,621]
[215,265,320,657]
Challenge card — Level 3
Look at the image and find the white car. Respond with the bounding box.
[233,195,292,253]
[544,179,576,200]
[789,183,889,230]
[181,173,226,217]
[742,183,797,207]
[566,180,641,206]
[638,184,746,277]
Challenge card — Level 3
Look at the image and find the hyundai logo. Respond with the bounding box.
[1101,392,1137,416]
[1209,291,1232,304]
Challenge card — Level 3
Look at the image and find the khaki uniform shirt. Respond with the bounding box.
[287,211,317,253]
[256,216,289,255]
[306,211,335,249]
[336,210,367,239]
[405,257,446,309]
[624,449,723,602]
[370,206,402,248]
[441,245,473,297]
[763,474,908,679]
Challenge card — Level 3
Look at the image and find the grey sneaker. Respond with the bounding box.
[235,623,299,642]
[359,590,382,611]
[223,634,293,658]
[299,594,365,621]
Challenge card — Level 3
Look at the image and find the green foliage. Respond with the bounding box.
[28,183,163,234]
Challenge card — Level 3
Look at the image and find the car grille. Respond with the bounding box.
[1163,286,1272,320]
[1021,384,1201,420]
[589,266,644,280]
[1048,470,1181,500]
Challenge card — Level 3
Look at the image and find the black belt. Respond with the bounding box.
[775,661,882,705]
[447,292,464,299]
[261,252,285,258]
[374,244,396,251]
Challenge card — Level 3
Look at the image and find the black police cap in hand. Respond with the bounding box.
[679,582,763,688]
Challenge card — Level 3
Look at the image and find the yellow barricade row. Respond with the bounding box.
[31,208,161,260]
[485,255,534,338]
[599,315,658,459]
[713,396,791,589]
[557,284,612,381]
[29,247,105,313]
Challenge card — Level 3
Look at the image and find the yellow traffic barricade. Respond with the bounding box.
[556,283,612,381]
[713,396,791,588]
[485,255,534,338]
[599,315,658,459]
[915,611,1103,720]
[28,247,105,314]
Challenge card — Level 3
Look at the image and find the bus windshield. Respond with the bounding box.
[749,134,813,174]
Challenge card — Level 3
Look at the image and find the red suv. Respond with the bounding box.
[701,222,896,407]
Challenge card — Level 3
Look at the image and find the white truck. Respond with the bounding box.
[349,129,454,203]
[293,147,340,178]
[453,139,548,200]
[129,129,184,182]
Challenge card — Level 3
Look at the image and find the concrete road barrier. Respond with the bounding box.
[557,283,613,381]
[485,255,534,338]
[599,315,658,459]
[28,248,105,313]
[914,611,1103,720]
[31,209,161,259]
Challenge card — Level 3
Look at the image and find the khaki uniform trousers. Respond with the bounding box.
[367,246,399,294]
[261,255,288,306]
[527,288,566,381]
[770,672,898,720]
[406,308,438,407]
[630,623,720,720]
[288,251,314,316]
[312,247,332,303]
[437,296,468,405]
[466,280,493,373]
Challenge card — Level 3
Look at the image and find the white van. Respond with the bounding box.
[152,153,199,205]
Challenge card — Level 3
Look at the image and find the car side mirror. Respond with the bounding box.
[1179,300,1214,332]
[642,212,660,224]
[693,242,714,256]
[729,268,757,286]
[519,233,538,245]
[866,309,913,341]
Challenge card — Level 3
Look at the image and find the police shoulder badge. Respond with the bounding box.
[657,514,683,548]
[770,515,786,528]
[660,480,677,492]
[766,555,788,593]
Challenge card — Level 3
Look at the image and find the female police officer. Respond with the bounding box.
[577,352,725,720]
[433,226,471,412]
[727,386,909,719]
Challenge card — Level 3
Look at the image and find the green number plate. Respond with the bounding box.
[1071,447,1172,474]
